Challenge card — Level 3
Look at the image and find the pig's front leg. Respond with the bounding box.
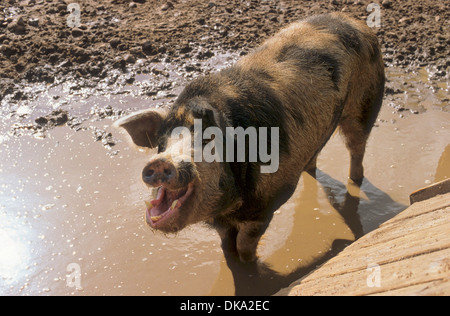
[236,221,270,263]
[217,221,267,263]
[216,225,238,257]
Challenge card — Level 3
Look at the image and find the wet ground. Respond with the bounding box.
[0,61,448,295]
[1,0,449,296]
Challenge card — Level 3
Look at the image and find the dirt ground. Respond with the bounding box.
[0,0,449,296]
[1,0,449,102]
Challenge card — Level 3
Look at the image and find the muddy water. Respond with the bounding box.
[0,65,449,296]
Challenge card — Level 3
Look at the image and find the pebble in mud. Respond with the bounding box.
[92,127,118,151]
[35,110,69,128]
[90,105,124,120]
[7,16,26,35]
[71,28,84,38]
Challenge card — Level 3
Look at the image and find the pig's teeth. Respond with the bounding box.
[145,201,153,210]
[151,215,162,222]
[171,200,179,210]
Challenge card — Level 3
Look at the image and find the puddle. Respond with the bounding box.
[0,65,449,295]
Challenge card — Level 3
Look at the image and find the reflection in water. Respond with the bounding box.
[216,170,407,296]
[0,222,31,291]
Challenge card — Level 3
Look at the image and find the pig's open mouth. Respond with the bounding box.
[145,182,195,229]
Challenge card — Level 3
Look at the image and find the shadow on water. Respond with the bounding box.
[224,170,407,296]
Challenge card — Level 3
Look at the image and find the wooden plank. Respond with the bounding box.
[386,193,449,224]
[354,207,449,251]
[410,178,450,204]
[371,278,450,296]
[289,248,450,296]
[286,192,450,296]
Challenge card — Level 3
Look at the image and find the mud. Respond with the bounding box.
[1,0,449,102]
[0,0,449,296]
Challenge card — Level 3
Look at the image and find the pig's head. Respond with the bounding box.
[114,98,242,233]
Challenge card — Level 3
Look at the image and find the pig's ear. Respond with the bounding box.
[114,108,167,148]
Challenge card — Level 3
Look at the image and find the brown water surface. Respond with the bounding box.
[0,66,448,295]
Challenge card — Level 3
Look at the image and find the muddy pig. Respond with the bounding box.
[115,13,385,263]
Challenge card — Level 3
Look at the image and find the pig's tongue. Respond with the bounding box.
[145,186,183,223]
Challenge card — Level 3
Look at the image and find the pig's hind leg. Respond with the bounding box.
[339,118,369,185]
[339,78,385,185]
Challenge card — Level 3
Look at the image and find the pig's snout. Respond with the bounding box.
[142,158,176,187]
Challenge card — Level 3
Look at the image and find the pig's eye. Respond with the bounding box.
[157,138,168,153]
[158,145,166,153]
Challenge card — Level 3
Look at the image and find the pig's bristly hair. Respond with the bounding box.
[146,131,154,148]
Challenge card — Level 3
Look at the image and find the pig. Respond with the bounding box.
[114,13,385,263]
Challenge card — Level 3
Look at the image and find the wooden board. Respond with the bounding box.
[410,179,450,204]
[286,192,450,296]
